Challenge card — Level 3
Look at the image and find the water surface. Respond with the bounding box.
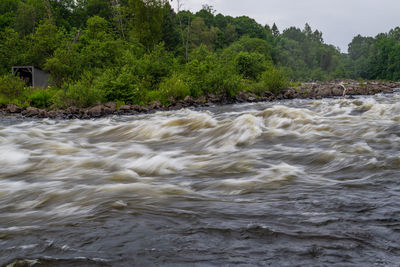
[1,91,400,266]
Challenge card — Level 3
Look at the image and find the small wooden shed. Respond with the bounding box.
[12,66,50,88]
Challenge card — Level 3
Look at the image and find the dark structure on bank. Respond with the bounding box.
[12,66,50,88]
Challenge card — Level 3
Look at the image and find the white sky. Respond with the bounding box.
[174,0,400,52]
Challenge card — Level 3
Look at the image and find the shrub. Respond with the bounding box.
[159,74,190,101]
[63,71,105,107]
[204,66,243,97]
[135,44,177,91]
[184,53,243,97]
[28,88,55,108]
[92,67,141,103]
[260,67,289,93]
[144,90,168,106]
[234,51,266,80]
[0,74,26,99]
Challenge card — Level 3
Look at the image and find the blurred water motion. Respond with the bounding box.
[1,92,400,266]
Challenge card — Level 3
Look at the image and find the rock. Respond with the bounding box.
[22,107,40,117]
[118,105,131,112]
[103,107,114,115]
[235,91,250,102]
[332,86,344,96]
[184,96,194,104]
[131,104,148,113]
[283,89,297,99]
[314,87,332,97]
[38,109,48,118]
[7,104,22,113]
[149,101,162,110]
[87,105,103,117]
[263,91,274,98]
[48,110,61,119]
[104,102,117,110]
[67,106,79,114]
[207,94,221,103]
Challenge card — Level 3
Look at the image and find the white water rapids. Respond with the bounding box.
[1,91,400,266]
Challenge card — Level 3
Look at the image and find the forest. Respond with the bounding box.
[0,0,399,108]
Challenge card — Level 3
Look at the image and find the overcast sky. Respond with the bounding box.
[175,0,400,52]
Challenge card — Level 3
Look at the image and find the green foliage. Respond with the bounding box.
[260,67,289,93]
[0,28,24,74]
[28,88,55,108]
[0,0,20,30]
[135,44,176,91]
[25,20,65,68]
[234,52,266,80]
[0,0,399,110]
[0,74,26,99]
[92,66,140,103]
[159,74,190,100]
[129,0,167,48]
[233,16,267,39]
[63,71,105,107]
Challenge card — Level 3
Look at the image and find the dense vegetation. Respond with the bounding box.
[0,0,399,108]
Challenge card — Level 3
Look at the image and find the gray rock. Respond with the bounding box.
[87,105,103,117]
[7,104,22,113]
[23,107,40,117]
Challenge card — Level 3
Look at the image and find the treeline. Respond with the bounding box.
[0,0,399,108]
[345,29,400,80]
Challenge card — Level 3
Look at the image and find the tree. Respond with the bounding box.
[129,0,167,49]
[271,23,279,37]
[161,2,180,51]
[0,0,21,31]
[233,16,267,39]
[14,1,46,37]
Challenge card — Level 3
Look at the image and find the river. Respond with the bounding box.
[1,91,400,266]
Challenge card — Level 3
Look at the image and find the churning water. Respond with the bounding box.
[1,91,400,266]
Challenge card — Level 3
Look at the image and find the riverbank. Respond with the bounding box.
[1,80,399,119]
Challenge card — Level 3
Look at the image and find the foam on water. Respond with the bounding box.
[1,92,400,266]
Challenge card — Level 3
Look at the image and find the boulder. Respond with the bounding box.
[67,106,79,114]
[131,104,148,113]
[104,102,117,110]
[283,89,298,99]
[22,107,40,117]
[184,96,194,104]
[38,109,48,118]
[103,107,114,115]
[235,91,250,102]
[7,104,22,113]
[48,110,61,119]
[314,87,332,97]
[118,105,131,113]
[149,101,162,110]
[87,105,103,117]
[332,86,344,96]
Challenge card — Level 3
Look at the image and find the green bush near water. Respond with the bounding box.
[261,67,290,93]
[0,74,26,101]
[159,74,190,101]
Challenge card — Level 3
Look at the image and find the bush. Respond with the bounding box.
[260,67,289,93]
[184,53,243,97]
[0,74,26,99]
[234,52,266,80]
[135,44,177,91]
[144,90,168,106]
[159,74,190,101]
[63,71,105,107]
[28,88,56,108]
[92,67,141,103]
[204,66,243,97]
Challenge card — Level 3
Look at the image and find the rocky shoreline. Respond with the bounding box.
[1,80,399,119]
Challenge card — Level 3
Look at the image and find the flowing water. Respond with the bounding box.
[1,91,400,266]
